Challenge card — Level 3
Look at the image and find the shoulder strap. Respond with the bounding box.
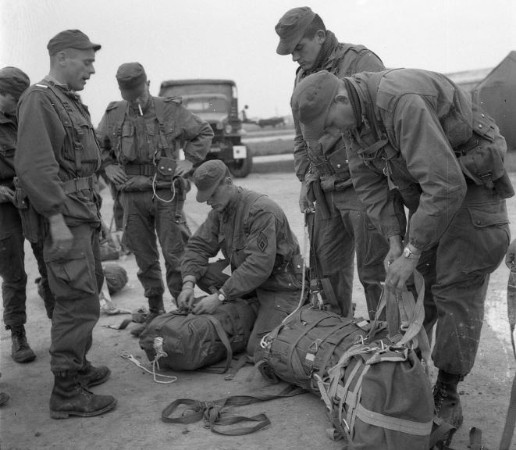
[238,191,266,234]
[153,97,177,159]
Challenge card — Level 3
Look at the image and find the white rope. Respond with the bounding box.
[120,347,177,384]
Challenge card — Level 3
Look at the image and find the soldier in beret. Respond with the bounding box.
[178,160,303,357]
[97,62,213,337]
[15,29,116,419]
[275,7,390,320]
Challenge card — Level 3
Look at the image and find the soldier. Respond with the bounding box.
[0,66,55,365]
[292,69,513,440]
[275,6,389,318]
[97,63,213,337]
[177,160,304,356]
[15,29,116,419]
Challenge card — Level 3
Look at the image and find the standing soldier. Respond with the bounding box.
[0,66,54,365]
[292,69,513,443]
[275,7,390,318]
[97,63,213,336]
[15,30,116,419]
[177,160,303,356]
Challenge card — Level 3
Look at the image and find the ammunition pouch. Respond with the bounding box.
[156,157,177,182]
[454,113,514,199]
[13,177,45,243]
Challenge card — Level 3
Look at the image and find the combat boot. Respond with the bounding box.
[11,325,36,363]
[130,295,165,337]
[77,364,111,388]
[49,372,117,419]
[433,371,463,445]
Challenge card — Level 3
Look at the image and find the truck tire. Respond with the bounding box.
[228,150,253,178]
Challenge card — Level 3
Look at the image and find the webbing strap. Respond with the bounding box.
[355,403,433,436]
[203,315,233,374]
[61,175,95,194]
[161,384,306,436]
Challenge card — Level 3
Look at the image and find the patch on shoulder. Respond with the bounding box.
[257,232,268,252]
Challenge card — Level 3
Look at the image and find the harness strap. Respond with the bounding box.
[355,402,433,436]
[203,315,233,374]
[161,384,305,436]
[124,163,156,176]
[61,175,96,194]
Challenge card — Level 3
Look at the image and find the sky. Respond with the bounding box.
[1,0,515,125]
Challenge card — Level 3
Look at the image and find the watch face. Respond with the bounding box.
[403,247,411,258]
[218,294,225,302]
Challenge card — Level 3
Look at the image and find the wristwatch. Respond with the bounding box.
[217,290,227,303]
[403,245,421,259]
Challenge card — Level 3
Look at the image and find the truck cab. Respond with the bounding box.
[159,79,252,177]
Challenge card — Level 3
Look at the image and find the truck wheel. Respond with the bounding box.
[228,150,253,178]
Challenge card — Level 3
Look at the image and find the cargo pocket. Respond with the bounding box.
[120,122,136,161]
[45,251,97,300]
[447,202,509,275]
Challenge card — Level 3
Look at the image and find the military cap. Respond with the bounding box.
[193,160,231,203]
[291,70,341,141]
[275,6,316,55]
[0,66,30,100]
[47,29,101,55]
[116,62,147,99]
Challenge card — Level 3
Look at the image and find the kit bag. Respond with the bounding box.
[139,299,257,371]
[257,272,434,450]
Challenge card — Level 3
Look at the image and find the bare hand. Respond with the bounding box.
[104,164,128,185]
[192,293,221,315]
[299,181,314,213]
[384,235,403,271]
[385,255,418,294]
[0,186,15,204]
[506,239,516,269]
[177,287,195,310]
[175,160,193,177]
[48,213,74,257]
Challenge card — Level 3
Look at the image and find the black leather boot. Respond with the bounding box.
[433,371,463,446]
[130,295,165,337]
[11,325,36,363]
[77,364,111,388]
[49,372,117,419]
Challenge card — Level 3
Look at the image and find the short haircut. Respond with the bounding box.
[302,14,326,39]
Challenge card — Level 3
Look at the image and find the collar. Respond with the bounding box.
[220,186,242,222]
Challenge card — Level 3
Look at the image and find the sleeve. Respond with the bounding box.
[14,89,67,218]
[178,107,214,164]
[354,51,386,73]
[221,208,278,298]
[96,112,117,169]
[392,94,467,250]
[181,211,221,281]
[347,142,403,239]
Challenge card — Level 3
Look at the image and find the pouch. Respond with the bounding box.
[156,157,177,182]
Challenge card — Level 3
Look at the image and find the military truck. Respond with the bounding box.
[159,79,253,177]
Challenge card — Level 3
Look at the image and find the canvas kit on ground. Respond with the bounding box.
[139,298,257,372]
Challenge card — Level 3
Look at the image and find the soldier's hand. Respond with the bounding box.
[177,287,195,310]
[385,254,418,295]
[105,164,128,185]
[506,239,516,269]
[0,186,15,204]
[192,293,221,315]
[299,181,314,213]
[384,235,403,271]
[48,213,74,257]
[175,160,193,177]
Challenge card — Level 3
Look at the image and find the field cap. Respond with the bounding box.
[193,160,230,202]
[0,66,30,101]
[47,29,101,55]
[116,62,147,100]
[275,6,316,55]
[292,70,341,141]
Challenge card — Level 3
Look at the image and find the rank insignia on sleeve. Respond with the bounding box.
[257,232,268,252]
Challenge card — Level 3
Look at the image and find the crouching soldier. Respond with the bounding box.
[178,160,304,357]
[292,69,513,442]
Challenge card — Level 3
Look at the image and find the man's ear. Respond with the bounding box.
[315,30,327,45]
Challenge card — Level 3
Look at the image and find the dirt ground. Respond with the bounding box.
[0,166,515,450]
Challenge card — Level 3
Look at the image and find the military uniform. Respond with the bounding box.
[15,77,104,373]
[340,68,512,376]
[97,96,212,304]
[292,32,389,318]
[0,109,54,329]
[181,187,303,354]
